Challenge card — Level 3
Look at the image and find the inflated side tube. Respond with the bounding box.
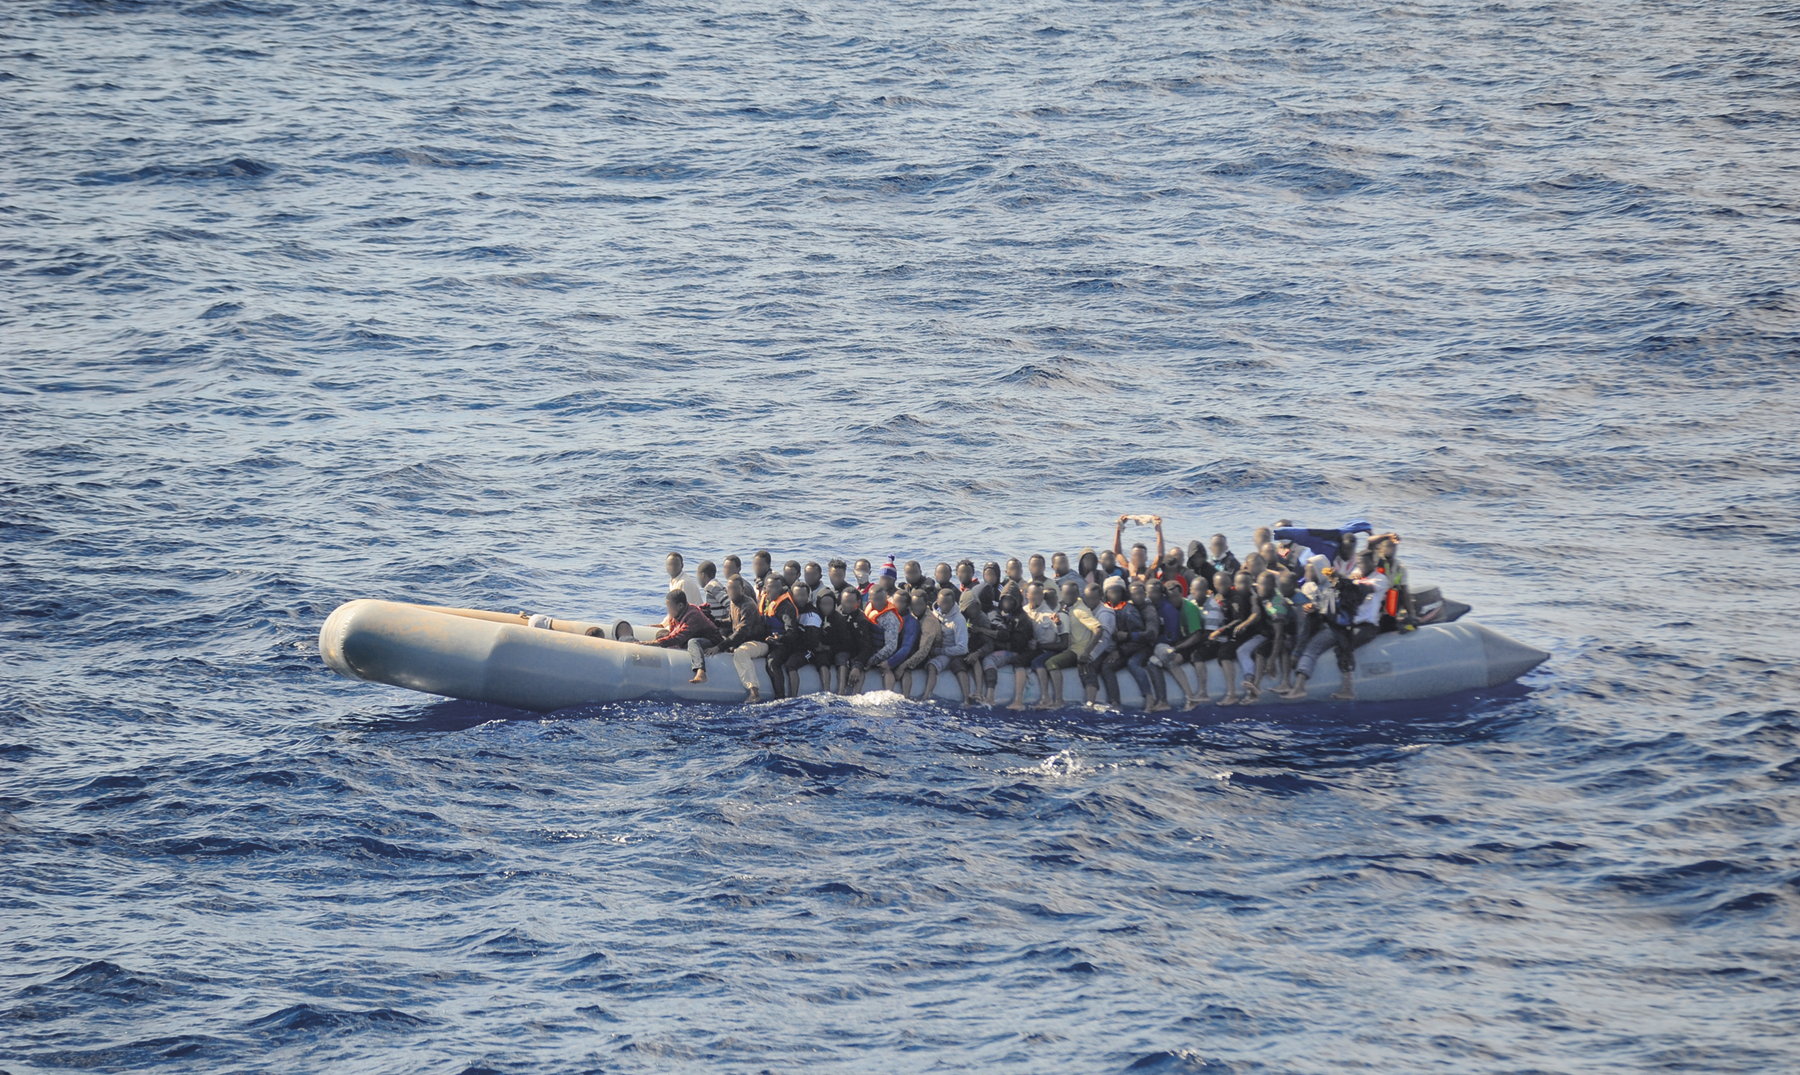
[321,599,1549,713]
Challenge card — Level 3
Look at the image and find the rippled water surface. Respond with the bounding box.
[4,0,1799,1071]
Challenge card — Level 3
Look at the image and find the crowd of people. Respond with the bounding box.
[606,515,1418,708]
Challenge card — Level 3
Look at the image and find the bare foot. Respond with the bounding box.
[1218,693,1238,706]
[690,672,707,684]
[1330,689,1354,700]
[1007,700,1026,711]
[744,689,760,704]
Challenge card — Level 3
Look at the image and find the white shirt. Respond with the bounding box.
[1352,573,1391,626]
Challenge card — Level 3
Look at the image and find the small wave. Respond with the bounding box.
[77,157,274,184]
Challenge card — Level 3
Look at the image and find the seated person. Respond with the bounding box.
[639,590,722,684]
[983,588,1036,710]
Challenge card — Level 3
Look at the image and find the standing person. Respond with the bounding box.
[826,559,852,603]
[750,550,774,603]
[723,577,768,703]
[1114,514,1164,582]
[641,590,723,685]
[983,589,1036,709]
[656,552,705,633]
[722,555,752,606]
[801,562,828,602]
[1075,548,1102,587]
[1206,534,1241,581]
[697,560,731,634]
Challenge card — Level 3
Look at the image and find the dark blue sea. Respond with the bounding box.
[4,1,1798,1071]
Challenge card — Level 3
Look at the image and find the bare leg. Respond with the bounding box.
[956,670,977,707]
[1278,672,1309,699]
[923,667,939,700]
[1008,667,1028,711]
[1218,659,1239,705]
[1331,669,1355,701]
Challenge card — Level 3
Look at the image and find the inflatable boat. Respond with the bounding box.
[319,596,1547,713]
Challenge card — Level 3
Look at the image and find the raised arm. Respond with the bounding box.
[1113,514,1127,558]
[1153,516,1165,567]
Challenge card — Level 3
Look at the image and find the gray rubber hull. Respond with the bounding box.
[321,599,1548,713]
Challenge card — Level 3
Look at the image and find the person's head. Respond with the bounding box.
[1098,549,1118,571]
[840,588,862,613]
[697,559,717,583]
[1162,549,1184,572]
[1213,573,1234,597]
[1277,571,1298,597]
[767,576,788,599]
[1028,553,1046,577]
[1234,572,1253,595]
[1129,580,1147,605]
[724,554,742,577]
[911,592,932,616]
[1000,588,1021,614]
[1104,577,1128,604]
[1243,552,1266,577]
[1305,556,1327,585]
[956,559,976,586]
[934,561,953,585]
[904,560,925,585]
[1260,542,1279,564]
[1209,533,1229,558]
[854,557,872,579]
[828,559,848,585]
[782,560,802,584]
[817,591,836,617]
[1273,521,1293,554]
[868,587,889,611]
[612,620,635,640]
[1082,582,1103,609]
[1256,571,1276,597]
[1250,526,1272,551]
[1128,542,1148,570]
[1004,557,1023,580]
[665,552,684,579]
[983,562,1001,585]
[753,550,772,577]
[1338,532,1358,559]
[1371,534,1397,559]
[666,589,689,616]
[1077,548,1099,576]
[792,582,812,607]
[1025,582,1045,610]
[727,576,748,603]
[1060,580,1080,607]
[935,588,957,615]
[1051,552,1070,575]
[1355,551,1376,577]
[803,561,823,586]
[1147,579,1165,604]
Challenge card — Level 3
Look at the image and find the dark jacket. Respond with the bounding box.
[993,608,1035,654]
[722,597,766,650]
[654,606,722,649]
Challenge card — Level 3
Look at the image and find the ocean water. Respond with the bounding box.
[4,0,1799,1071]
